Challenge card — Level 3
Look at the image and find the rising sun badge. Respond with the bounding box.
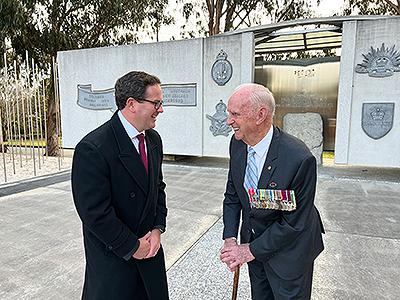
[355,43,400,78]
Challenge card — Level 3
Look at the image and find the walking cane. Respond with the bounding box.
[231,266,240,300]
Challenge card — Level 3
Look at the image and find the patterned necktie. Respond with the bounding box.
[137,133,148,174]
[244,147,258,192]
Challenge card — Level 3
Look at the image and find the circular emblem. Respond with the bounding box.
[211,50,233,86]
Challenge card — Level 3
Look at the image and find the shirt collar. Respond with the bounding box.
[249,125,273,157]
[118,110,144,139]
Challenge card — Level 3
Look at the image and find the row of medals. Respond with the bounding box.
[248,189,297,211]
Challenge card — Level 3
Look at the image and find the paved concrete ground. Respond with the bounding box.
[0,160,399,299]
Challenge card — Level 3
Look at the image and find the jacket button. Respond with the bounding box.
[129,192,136,198]
[108,245,113,250]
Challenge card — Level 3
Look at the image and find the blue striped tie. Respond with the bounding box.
[244,147,258,191]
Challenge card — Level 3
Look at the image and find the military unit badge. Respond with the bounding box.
[206,100,232,136]
[355,43,400,78]
[211,50,233,86]
[248,189,297,211]
[361,102,394,139]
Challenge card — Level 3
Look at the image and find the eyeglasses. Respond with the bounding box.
[134,97,163,110]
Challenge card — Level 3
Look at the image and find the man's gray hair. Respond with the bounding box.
[234,83,275,116]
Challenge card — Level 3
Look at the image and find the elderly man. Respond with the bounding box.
[72,71,168,300]
[220,83,324,300]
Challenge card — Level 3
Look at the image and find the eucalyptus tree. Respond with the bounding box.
[179,0,317,37]
[1,0,169,155]
[344,0,400,15]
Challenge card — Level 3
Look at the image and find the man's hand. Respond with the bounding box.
[132,232,151,259]
[222,237,237,250]
[220,237,238,270]
[145,229,161,258]
[220,243,255,271]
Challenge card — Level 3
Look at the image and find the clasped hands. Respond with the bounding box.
[220,237,255,271]
[132,229,161,260]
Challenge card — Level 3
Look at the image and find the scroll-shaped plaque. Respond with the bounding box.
[77,84,116,112]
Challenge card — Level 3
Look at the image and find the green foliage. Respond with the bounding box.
[1,0,170,155]
[145,9,175,41]
[1,0,170,65]
[178,0,317,37]
[343,0,400,15]
[263,48,338,61]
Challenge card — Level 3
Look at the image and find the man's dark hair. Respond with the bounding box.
[115,71,161,110]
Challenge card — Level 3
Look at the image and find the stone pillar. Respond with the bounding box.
[335,17,400,167]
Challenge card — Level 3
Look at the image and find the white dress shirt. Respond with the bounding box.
[118,111,147,155]
[248,125,274,180]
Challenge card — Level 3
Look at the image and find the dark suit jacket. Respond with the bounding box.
[223,126,324,280]
[72,112,168,300]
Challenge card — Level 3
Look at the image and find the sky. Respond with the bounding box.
[314,0,345,16]
[142,0,346,42]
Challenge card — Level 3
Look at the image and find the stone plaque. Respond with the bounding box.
[77,84,116,111]
[283,113,323,164]
[362,103,394,139]
[161,84,196,106]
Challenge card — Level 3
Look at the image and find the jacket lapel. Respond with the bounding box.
[138,133,158,226]
[258,126,280,188]
[232,140,252,210]
[110,113,149,194]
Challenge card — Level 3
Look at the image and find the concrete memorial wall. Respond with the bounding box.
[58,33,254,157]
[335,18,400,167]
[59,16,399,166]
[202,33,254,157]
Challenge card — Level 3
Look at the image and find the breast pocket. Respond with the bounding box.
[248,208,281,237]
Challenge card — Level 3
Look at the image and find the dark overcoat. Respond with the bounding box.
[223,126,325,281]
[72,113,168,299]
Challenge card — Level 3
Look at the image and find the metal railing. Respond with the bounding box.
[0,52,64,183]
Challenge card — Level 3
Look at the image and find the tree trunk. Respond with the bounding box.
[0,110,7,153]
[206,0,216,35]
[46,63,60,157]
[224,2,236,31]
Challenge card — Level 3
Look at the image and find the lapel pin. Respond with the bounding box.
[267,165,272,171]
[269,182,277,188]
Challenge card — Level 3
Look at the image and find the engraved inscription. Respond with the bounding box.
[278,90,332,108]
[294,68,315,78]
[77,84,116,111]
[161,84,196,106]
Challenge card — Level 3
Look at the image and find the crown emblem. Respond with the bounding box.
[215,100,226,112]
[216,50,228,60]
[370,107,385,120]
[355,43,400,77]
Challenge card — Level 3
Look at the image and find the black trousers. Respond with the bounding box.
[247,259,314,300]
